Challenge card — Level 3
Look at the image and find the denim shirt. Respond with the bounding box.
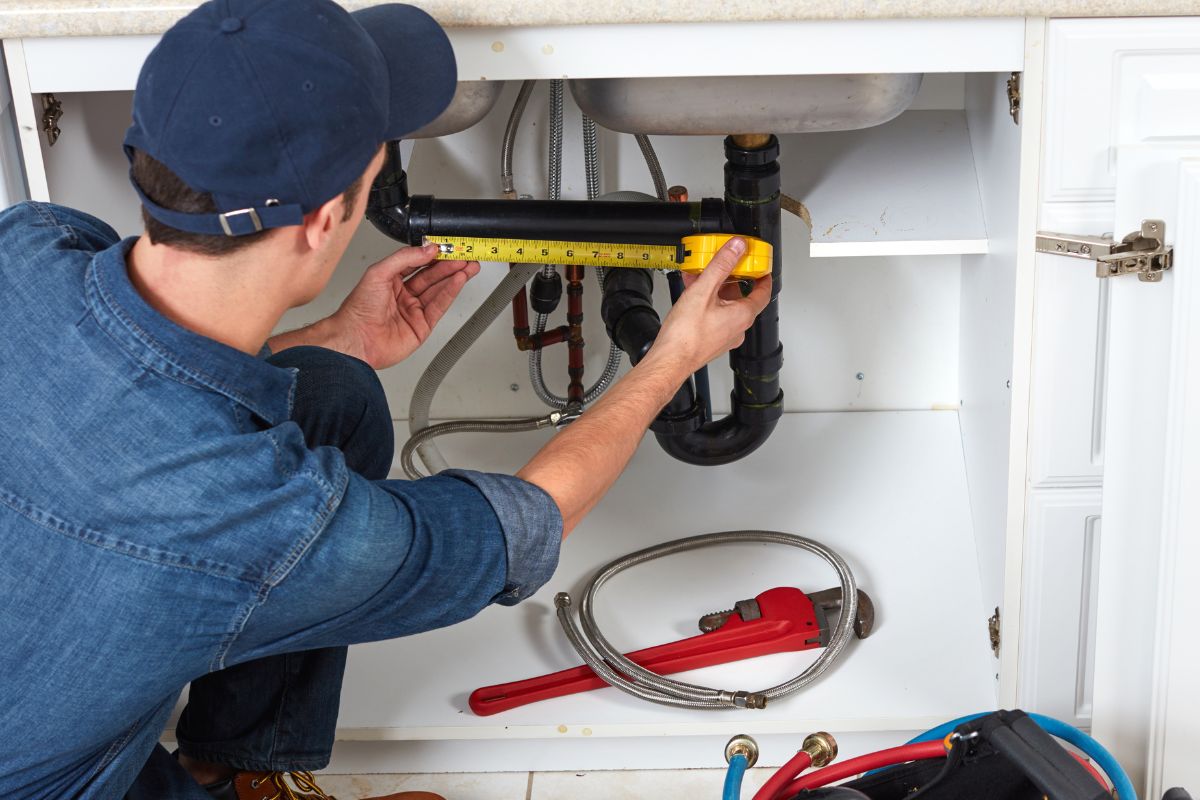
[0,202,563,799]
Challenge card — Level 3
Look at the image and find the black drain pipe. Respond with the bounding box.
[601,136,784,466]
[367,141,726,246]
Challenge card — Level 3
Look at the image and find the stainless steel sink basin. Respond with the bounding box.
[569,74,923,135]
[407,81,506,138]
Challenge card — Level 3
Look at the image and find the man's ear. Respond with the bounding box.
[301,193,345,252]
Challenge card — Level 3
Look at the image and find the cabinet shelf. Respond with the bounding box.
[334,411,995,762]
[781,111,989,258]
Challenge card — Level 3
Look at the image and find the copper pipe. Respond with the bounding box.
[565,264,585,404]
[512,287,530,337]
[730,133,771,150]
[668,185,689,203]
[516,325,569,352]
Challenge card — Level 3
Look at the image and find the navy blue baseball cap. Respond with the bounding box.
[125,0,456,237]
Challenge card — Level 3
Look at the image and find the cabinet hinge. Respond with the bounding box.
[1006,72,1020,125]
[988,607,1000,657]
[40,93,63,147]
[1036,219,1174,283]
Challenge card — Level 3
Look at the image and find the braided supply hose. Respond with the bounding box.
[401,412,566,480]
[634,133,669,201]
[500,80,536,198]
[529,91,624,408]
[404,81,547,477]
[555,531,859,709]
[406,263,543,476]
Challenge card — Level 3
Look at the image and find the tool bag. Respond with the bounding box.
[793,710,1115,800]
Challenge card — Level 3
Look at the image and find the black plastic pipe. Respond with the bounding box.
[601,136,784,466]
[367,143,726,247]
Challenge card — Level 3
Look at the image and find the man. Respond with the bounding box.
[0,1,771,798]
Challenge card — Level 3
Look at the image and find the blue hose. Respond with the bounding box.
[723,753,749,800]
[899,712,1134,800]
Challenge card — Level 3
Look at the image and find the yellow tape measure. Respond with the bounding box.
[423,233,772,280]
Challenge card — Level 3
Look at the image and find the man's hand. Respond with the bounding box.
[645,237,773,375]
[517,237,770,536]
[269,244,479,368]
[330,244,480,369]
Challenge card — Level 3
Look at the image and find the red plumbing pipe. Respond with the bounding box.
[762,738,1106,800]
[510,265,569,352]
[751,751,813,800]
[565,263,585,404]
[770,740,948,800]
[527,326,569,351]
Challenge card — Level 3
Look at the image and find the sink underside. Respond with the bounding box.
[407,80,505,139]
[569,73,923,135]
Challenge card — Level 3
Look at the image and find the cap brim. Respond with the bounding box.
[353,4,457,140]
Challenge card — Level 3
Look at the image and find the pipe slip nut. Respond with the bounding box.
[725,734,760,768]
[722,690,767,709]
[802,731,839,768]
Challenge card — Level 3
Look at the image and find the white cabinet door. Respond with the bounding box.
[1088,69,1200,800]
[1017,489,1102,728]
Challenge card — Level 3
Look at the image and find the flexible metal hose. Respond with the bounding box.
[529,81,566,407]
[501,80,536,198]
[582,113,624,403]
[529,86,624,408]
[402,412,566,480]
[582,114,601,202]
[404,81,544,477]
[541,79,565,279]
[555,531,860,709]
[407,263,543,476]
[635,133,669,201]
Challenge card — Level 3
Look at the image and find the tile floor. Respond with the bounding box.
[319,768,774,799]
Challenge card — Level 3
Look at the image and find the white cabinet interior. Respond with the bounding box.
[2,20,1048,774]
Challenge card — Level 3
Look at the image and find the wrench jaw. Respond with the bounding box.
[697,598,763,633]
[808,588,876,642]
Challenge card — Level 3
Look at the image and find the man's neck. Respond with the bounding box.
[126,235,291,356]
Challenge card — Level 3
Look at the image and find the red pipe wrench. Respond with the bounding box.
[469,585,875,716]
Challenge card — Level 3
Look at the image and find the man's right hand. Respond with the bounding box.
[647,236,773,376]
[516,236,772,537]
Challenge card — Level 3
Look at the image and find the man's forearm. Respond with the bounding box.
[516,350,692,537]
[267,317,364,361]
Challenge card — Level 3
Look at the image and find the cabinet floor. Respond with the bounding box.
[320,768,774,799]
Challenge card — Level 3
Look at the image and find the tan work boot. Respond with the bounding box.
[204,770,446,800]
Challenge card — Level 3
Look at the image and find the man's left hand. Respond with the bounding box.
[271,244,480,369]
[330,244,480,369]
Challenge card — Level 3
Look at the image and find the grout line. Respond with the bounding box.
[525,771,534,800]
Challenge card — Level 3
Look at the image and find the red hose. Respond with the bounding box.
[775,740,948,800]
[751,751,812,800]
[759,737,1107,800]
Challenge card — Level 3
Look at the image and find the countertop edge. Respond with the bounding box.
[0,2,1197,40]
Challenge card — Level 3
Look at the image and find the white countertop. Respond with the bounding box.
[0,0,1196,38]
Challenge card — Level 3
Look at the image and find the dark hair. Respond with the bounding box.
[131,149,363,257]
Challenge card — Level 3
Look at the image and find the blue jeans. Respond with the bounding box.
[130,347,395,797]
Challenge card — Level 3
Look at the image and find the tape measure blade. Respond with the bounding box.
[425,235,679,271]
